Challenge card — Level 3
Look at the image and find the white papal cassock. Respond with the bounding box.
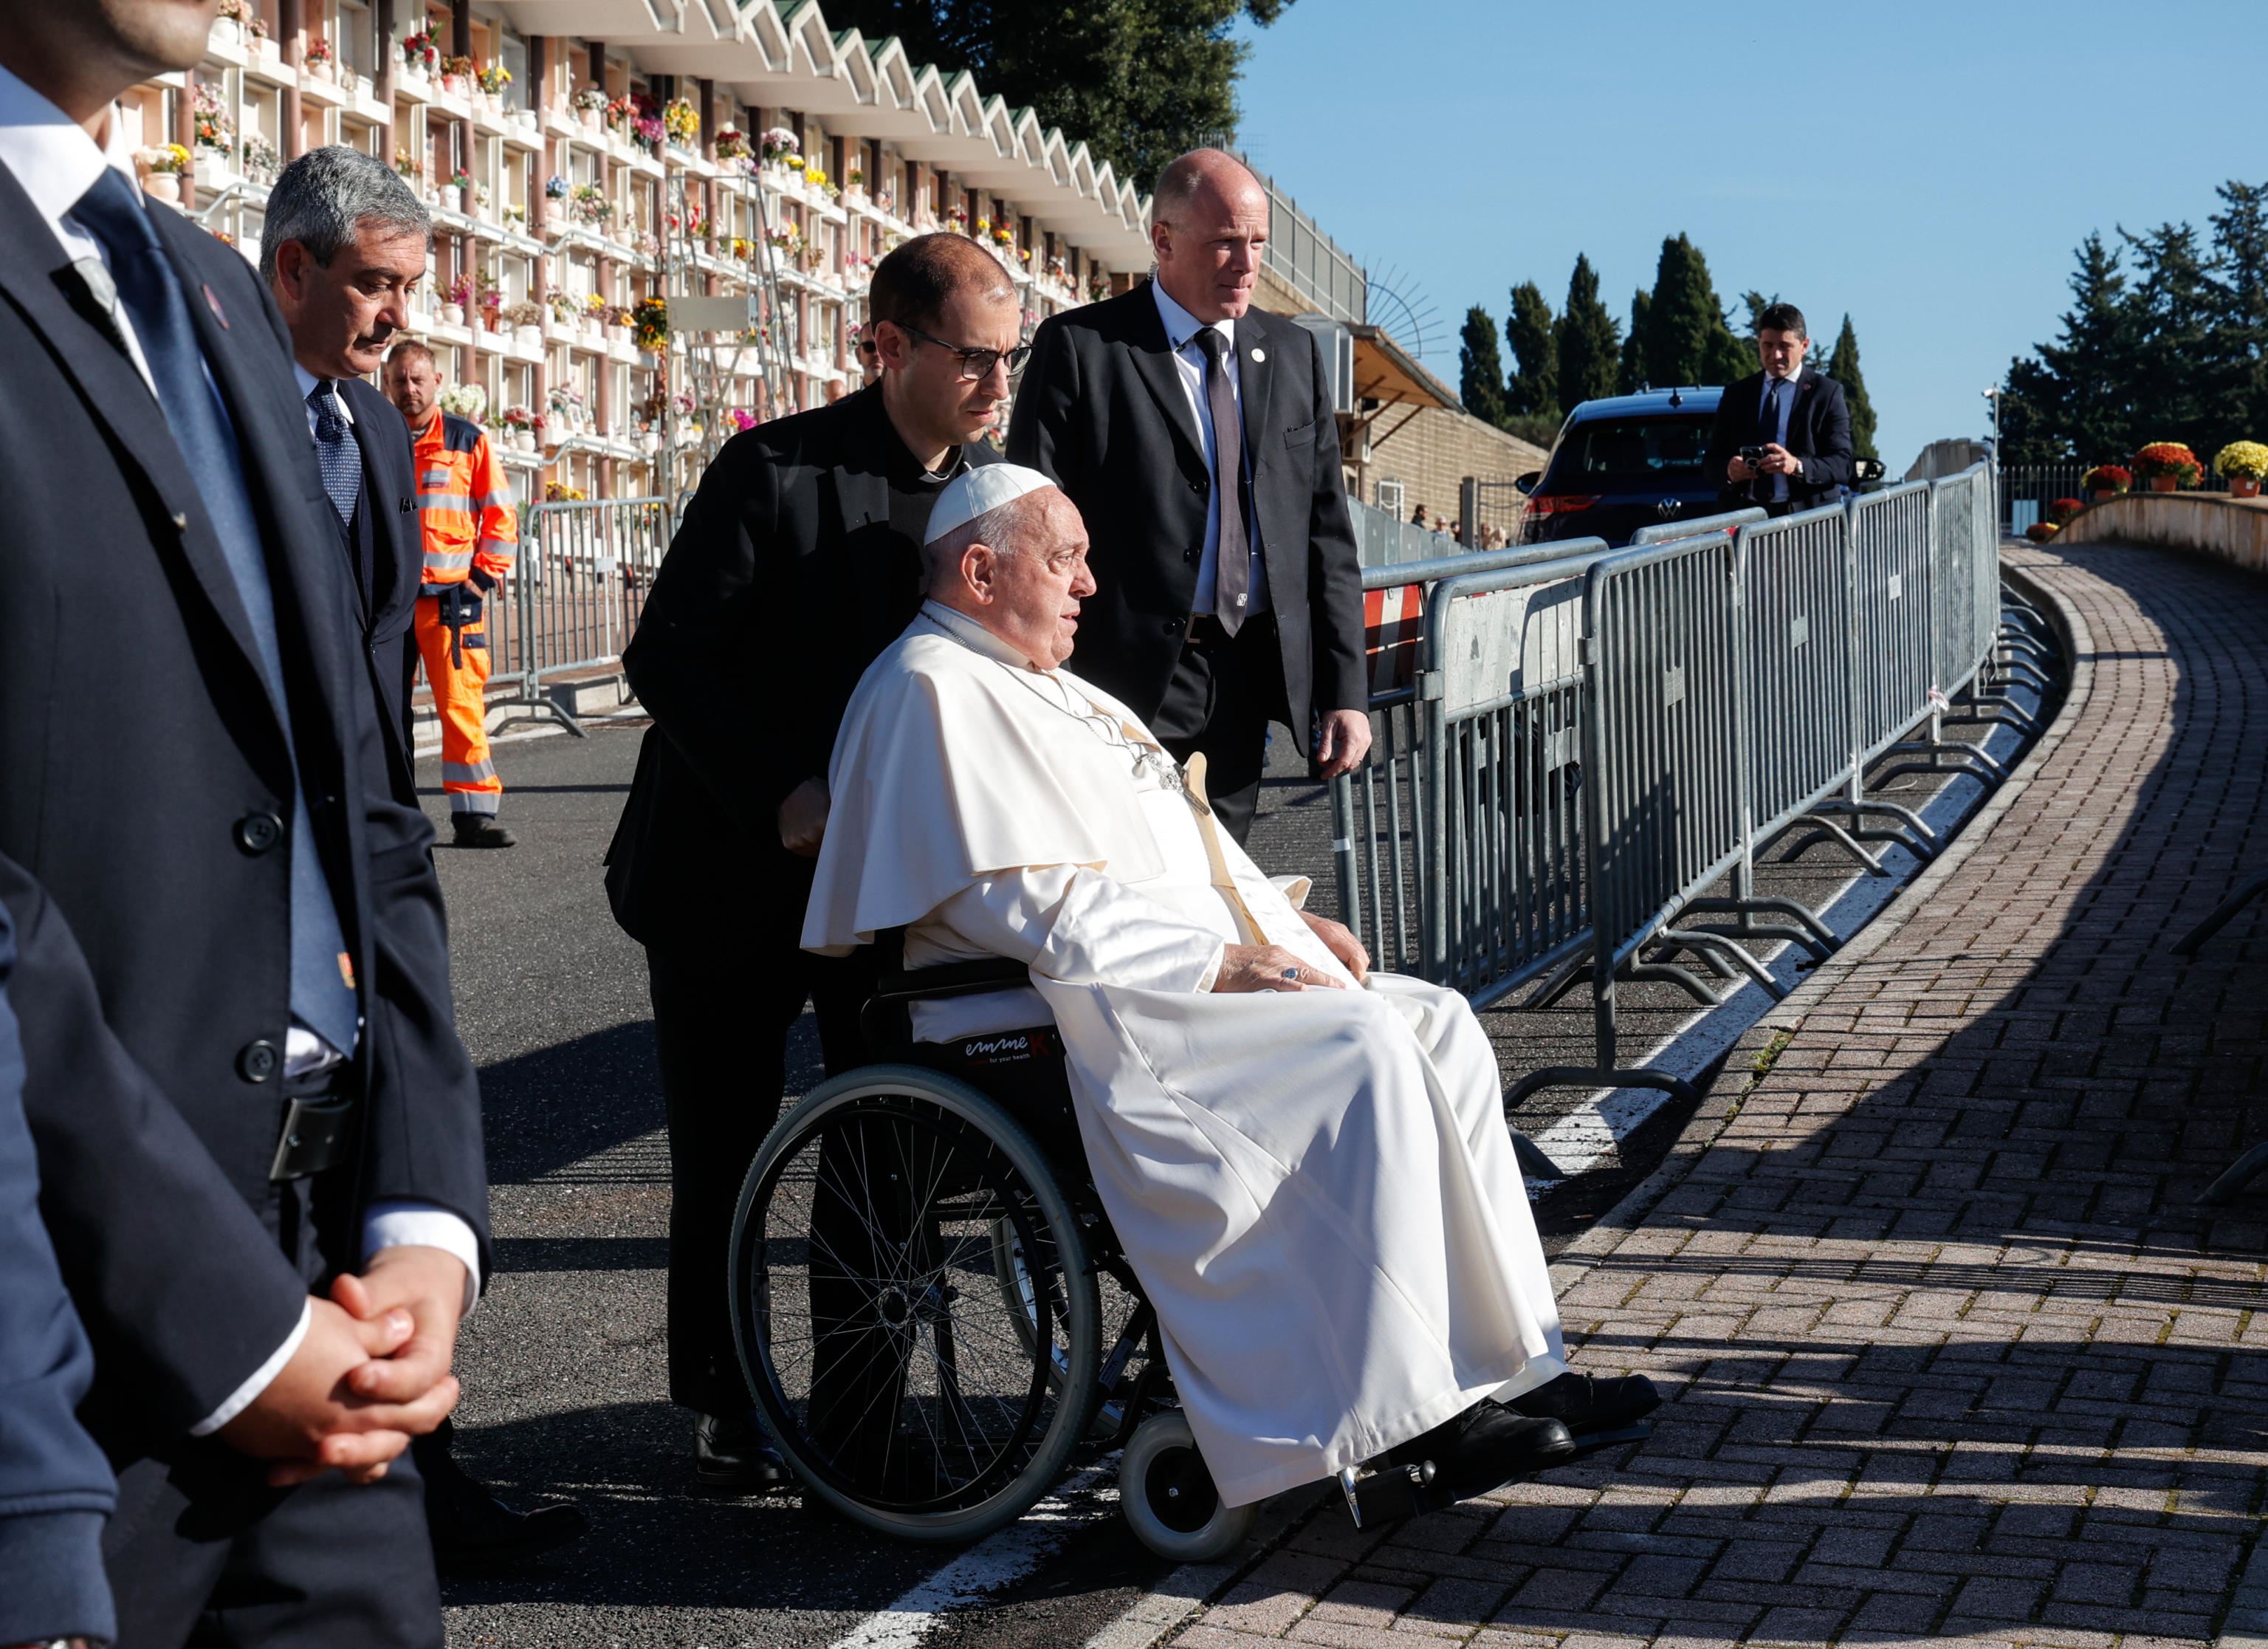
[804,601,1567,1506]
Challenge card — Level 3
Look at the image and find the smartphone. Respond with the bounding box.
[1738,445,1766,464]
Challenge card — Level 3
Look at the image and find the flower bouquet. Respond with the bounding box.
[2213,440,2268,497]
[2024,521,2059,543]
[476,61,512,100]
[2131,442,2201,490]
[662,97,699,148]
[136,143,191,202]
[2047,497,2083,526]
[805,165,838,201]
[713,126,752,164]
[192,83,233,153]
[632,296,669,354]
[402,30,439,76]
[573,86,608,127]
[2079,463,2130,499]
[439,54,475,95]
[568,182,612,227]
[546,481,588,502]
[436,381,486,422]
[238,134,280,183]
[302,34,334,75]
[760,126,803,169]
[544,173,568,199]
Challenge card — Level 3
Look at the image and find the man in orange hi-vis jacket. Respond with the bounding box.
[385,340,517,846]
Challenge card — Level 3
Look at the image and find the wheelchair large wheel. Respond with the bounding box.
[1120,1410,1256,1562]
[730,1064,1101,1544]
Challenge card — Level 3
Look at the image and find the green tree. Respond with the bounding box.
[1739,289,1781,337]
[1503,280,1559,419]
[1618,288,1651,393]
[823,0,1296,191]
[2209,180,2268,433]
[2123,222,2219,456]
[1457,304,1508,427]
[1553,253,1621,409]
[1643,233,1748,389]
[2011,233,2144,462]
[1822,314,1878,462]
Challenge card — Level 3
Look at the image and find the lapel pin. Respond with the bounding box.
[1250,346,1265,362]
[202,284,228,328]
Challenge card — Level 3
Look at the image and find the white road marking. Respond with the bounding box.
[822,1461,1121,1649]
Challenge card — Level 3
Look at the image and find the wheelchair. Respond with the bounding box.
[726,936,1646,1560]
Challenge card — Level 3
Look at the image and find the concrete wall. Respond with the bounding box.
[2055,493,2268,577]
[1363,406,1550,535]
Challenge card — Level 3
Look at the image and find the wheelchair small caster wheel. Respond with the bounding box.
[1121,1411,1255,1562]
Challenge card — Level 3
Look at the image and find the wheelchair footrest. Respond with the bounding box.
[1566,1419,1653,1459]
[1348,1461,1438,1527]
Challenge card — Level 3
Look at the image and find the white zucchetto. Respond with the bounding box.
[923,462,1057,544]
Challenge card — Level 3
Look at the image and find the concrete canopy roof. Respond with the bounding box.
[490,0,1155,266]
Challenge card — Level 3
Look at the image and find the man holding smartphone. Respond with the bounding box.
[1706,302,1855,516]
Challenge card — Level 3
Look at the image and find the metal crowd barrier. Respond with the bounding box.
[1626,505,1766,547]
[1332,462,2034,1112]
[486,496,673,733]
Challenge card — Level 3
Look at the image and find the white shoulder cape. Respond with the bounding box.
[802,618,1167,954]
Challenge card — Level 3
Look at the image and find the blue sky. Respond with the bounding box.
[1228,0,2267,469]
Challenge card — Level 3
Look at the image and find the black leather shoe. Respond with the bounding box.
[695,1410,791,1494]
[1507,1371,1661,1433]
[1388,1402,1576,1500]
[418,1429,589,1571]
[452,815,517,848]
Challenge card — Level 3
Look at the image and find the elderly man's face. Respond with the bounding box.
[272,222,427,380]
[957,492,1096,670]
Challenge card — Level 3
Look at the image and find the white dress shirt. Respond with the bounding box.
[0,63,480,1436]
[294,361,358,436]
[1151,280,1269,614]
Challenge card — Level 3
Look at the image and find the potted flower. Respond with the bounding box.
[401,29,438,79]
[2080,462,2131,501]
[546,288,580,329]
[573,87,608,129]
[543,173,568,203]
[605,303,633,346]
[440,53,475,97]
[712,126,752,165]
[501,298,543,352]
[946,205,966,235]
[2213,440,2268,499]
[439,167,470,214]
[760,126,802,173]
[477,276,504,332]
[136,143,190,203]
[2047,498,2083,527]
[568,182,612,228]
[210,0,252,47]
[436,382,486,422]
[303,33,334,78]
[631,295,668,354]
[2132,441,2202,492]
[662,97,699,151]
[633,104,665,157]
[440,271,470,326]
[582,292,610,337]
[191,83,233,182]
[238,134,280,185]
[476,61,511,112]
[845,166,865,202]
[2024,521,2060,544]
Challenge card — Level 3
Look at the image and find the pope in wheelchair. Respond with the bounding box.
[729,466,1655,1557]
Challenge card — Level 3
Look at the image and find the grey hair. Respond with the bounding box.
[259,145,430,284]
[923,493,1046,584]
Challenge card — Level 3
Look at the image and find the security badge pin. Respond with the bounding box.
[1249,346,1265,362]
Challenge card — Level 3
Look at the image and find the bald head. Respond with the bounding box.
[1150,148,1268,325]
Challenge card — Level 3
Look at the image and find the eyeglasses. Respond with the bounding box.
[896,322,1031,382]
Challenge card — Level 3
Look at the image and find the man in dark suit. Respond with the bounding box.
[1007,147,1370,844]
[0,4,489,1642]
[1705,301,1855,516]
[264,145,586,1571]
[0,871,116,1649]
[606,232,1006,1487]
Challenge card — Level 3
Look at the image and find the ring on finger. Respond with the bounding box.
[1282,966,1299,981]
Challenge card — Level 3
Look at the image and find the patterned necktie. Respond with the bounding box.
[1194,328,1249,636]
[308,379,361,532]
[69,168,360,1055]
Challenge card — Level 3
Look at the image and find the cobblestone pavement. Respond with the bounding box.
[1158,541,2268,1648]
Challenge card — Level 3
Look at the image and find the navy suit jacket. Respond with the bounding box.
[337,373,422,803]
[0,881,115,1646]
[0,168,489,1452]
[1006,282,1367,744]
[1705,366,1855,511]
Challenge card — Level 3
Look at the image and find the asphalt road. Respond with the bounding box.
[431,681,2028,1648]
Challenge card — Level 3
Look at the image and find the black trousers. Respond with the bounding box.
[1150,613,1290,847]
[103,1178,441,1649]
[646,923,873,1416]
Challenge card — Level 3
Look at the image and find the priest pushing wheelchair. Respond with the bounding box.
[725,468,1660,1560]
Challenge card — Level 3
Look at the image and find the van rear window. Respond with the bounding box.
[1550,416,1716,487]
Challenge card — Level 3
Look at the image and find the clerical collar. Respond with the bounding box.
[921,598,1040,670]
[876,389,961,486]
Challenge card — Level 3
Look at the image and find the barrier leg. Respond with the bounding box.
[1677,894,1838,958]
[1623,959,1728,1005]
[2169,870,2268,957]
[1776,815,1891,874]
[1655,929,1786,999]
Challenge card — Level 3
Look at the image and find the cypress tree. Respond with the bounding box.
[1553,253,1622,409]
[2029,233,2143,462]
[1643,234,1746,389]
[1618,288,1651,393]
[2209,180,2268,434]
[1826,314,1879,462]
[2123,222,2218,457]
[1457,304,1509,427]
[1503,281,1559,419]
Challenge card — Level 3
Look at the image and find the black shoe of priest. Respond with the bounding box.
[694,1409,791,1494]
[1506,1371,1661,1433]
[1389,1402,1577,1501]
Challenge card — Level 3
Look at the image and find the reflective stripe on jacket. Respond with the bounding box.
[412,411,517,584]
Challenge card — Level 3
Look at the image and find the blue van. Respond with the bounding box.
[1515,388,1726,546]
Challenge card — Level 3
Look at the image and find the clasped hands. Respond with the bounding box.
[1215,909,1370,993]
[1726,443,1800,484]
[218,1244,467,1487]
